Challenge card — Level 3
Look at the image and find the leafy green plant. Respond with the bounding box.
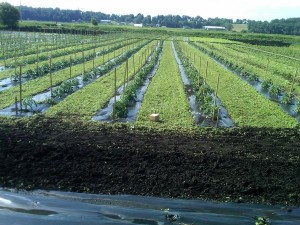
[254,216,270,225]
[269,84,281,97]
[52,78,80,98]
[294,103,300,114]
[281,92,293,104]
[161,208,179,222]
[42,97,57,106]
[22,97,37,112]
[248,73,259,82]
[10,71,20,81]
[261,79,273,90]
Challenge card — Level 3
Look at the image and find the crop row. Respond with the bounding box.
[0,37,127,81]
[45,41,159,118]
[135,41,194,128]
[0,39,148,110]
[44,40,156,105]
[1,34,123,68]
[174,41,221,120]
[178,41,298,128]
[0,31,91,60]
[191,42,300,101]
[115,41,164,118]
[0,37,140,84]
[0,30,112,59]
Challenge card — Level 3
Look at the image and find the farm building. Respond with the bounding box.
[100,20,111,24]
[134,23,143,27]
[203,26,226,30]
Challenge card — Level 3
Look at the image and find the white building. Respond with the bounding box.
[134,23,143,27]
[100,20,111,24]
[203,26,226,30]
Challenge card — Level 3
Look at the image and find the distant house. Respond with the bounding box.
[134,23,143,27]
[100,20,111,24]
[203,26,226,30]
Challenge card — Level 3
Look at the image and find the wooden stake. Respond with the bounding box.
[265,58,270,76]
[126,58,129,84]
[198,57,201,88]
[123,65,127,91]
[289,70,298,101]
[82,50,85,74]
[69,56,72,79]
[204,61,208,85]
[15,96,18,114]
[133,55,136,74]
[19,66,22,111]
[216,108,221,128]
[50,57,53,97]
[113,68,117,121]
[212,74,220,120]
[102,48,105,63]
[36,46,39,73]
[14,50,17,80]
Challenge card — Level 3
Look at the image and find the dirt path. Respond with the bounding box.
[0,116,299,206]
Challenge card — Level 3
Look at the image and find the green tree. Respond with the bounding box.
[91,17,98,26]
[0,2,20,28]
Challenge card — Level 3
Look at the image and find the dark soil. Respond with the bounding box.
[0,116,299,206]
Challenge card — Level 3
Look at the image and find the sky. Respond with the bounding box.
[1,0,300,21]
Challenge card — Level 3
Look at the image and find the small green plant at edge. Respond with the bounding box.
[254,216,270,225]
[22,97,37,112]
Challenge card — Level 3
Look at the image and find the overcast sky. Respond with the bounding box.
[1,0,300,21]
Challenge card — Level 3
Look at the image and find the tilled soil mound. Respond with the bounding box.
[0,116,299,206]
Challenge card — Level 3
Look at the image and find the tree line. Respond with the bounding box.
[17,5,233,30]
[248,18,300,35]
[1,3,299,35]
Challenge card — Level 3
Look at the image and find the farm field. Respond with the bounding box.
[0,29,299,207]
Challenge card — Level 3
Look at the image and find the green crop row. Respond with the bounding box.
[1,35,123,68]
[0,37,138,83]
[0,36,128,80]
[0,39,148,110]
[227,43,299,74]
[115,41,163,118]
[0,32,88,60]
[191,42,300,100]
[135,41,194,128]
[45,41,158,118]
[174,41,220,120]
[0,30,107,60]
[179,41,298,128]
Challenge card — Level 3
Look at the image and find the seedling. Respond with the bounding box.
[254,216,270,225]
[22,97,37,112]
[161,208,179,222]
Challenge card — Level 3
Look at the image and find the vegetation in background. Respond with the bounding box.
[17,5,234,29]
[248,18,300,35]
[0,2,20,28]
